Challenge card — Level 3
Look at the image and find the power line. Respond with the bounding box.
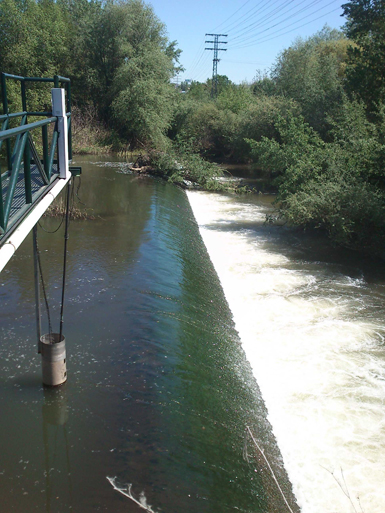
[188,48,206,76]
[229,0,309,40]
[213,0,253,31]
[229,0,332,44]
[185,40,206,74]
[220,0,274,34]
[221,58,269,65]
[231,5,342,49]
[191,52,212,82]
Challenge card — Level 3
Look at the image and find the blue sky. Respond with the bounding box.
[148,0,347,84]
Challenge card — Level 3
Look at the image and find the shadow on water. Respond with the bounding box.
[0,157,299,512]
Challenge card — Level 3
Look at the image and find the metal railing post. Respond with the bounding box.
[3,131,29,228]
[21,80,27,113]
[42,124,49,178]
[51,89,69,179]
[0,172,4,231]
[24,139,32,204]
[1,73,12,172]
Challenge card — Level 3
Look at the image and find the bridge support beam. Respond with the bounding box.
[0,175,70,273]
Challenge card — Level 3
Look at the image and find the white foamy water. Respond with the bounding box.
[187,190,385,513]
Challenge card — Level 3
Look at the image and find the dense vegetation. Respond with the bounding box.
[1,0,385,255]
[0,0,182,150]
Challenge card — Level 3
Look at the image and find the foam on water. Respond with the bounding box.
[187,190,385,513]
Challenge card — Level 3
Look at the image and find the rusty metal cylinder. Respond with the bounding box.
[40,333,67,387]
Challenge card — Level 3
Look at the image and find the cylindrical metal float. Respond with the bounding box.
[40,333,67,387]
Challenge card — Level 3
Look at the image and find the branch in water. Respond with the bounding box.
[245,426,295,513]
[106,476,158,513]
[320,466,364,513]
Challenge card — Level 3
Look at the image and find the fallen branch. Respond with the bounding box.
[245,426,295,513]
[320,465,364,513]
[106,476,158,512]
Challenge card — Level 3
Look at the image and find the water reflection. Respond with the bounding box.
[42,387,72,512]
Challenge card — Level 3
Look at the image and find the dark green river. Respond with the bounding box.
[0,158,297,512]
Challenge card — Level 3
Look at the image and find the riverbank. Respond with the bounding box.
[71,145,385,259]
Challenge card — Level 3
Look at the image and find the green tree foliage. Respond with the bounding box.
[173,82,299,161]
[0,0,180,146]
[342,0,385,110]
[187,81,211,101]
[247,101,385,251]
[252,70,278,97]
[216,84,253,114]
[112,45,176,146]
[0,0,72,112]
[176,101,237,158]
[233,95,300,161]
[271,27,350,137]
[72,0,180,145]
[0,0,71,77]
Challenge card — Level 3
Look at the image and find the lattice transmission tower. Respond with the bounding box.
[205,33,227,97]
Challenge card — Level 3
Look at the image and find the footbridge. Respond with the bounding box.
[0,72,80,272]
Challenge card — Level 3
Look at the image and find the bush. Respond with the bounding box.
[177,102,238,158]
[246,101,385,254]
[283,176,385,251]
[148,143,224,189]
[234,95,300,161]
[71,105,113,154]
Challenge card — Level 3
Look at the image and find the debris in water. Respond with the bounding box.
[106,476,158,512]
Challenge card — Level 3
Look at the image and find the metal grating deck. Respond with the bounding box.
[1,163,59,241]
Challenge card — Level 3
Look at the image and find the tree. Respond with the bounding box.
[187,81,211,101]
[271,26,350,138]
[107,1,180,145]
[0,0,72,112]
[252,70,277,97]
[342,0,385,110]
[216,84,253,114]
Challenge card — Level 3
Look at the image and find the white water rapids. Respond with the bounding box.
[187,190,385,513]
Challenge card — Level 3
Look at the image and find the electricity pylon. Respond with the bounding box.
[205,33,227,97]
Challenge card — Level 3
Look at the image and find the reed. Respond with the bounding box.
[44,198,96,220]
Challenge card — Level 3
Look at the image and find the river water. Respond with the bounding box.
[0,158,384,513]
[187,187,385,513]
[0,157,297,513]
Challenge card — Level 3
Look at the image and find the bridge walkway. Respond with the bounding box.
[0,163,59,244]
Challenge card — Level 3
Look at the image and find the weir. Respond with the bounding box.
[0,159,300,512]
[187,188,385,513]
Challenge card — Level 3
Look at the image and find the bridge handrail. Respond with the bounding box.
[1,72,72,159]
[0,112,58,120]
[0,74,72,236]
[0,117,57,142]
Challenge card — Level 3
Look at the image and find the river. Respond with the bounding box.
[0,157,297,513]
[0,157,384,512]
[187,185,385,513]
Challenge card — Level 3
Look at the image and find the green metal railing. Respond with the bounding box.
[0,73,72,236]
